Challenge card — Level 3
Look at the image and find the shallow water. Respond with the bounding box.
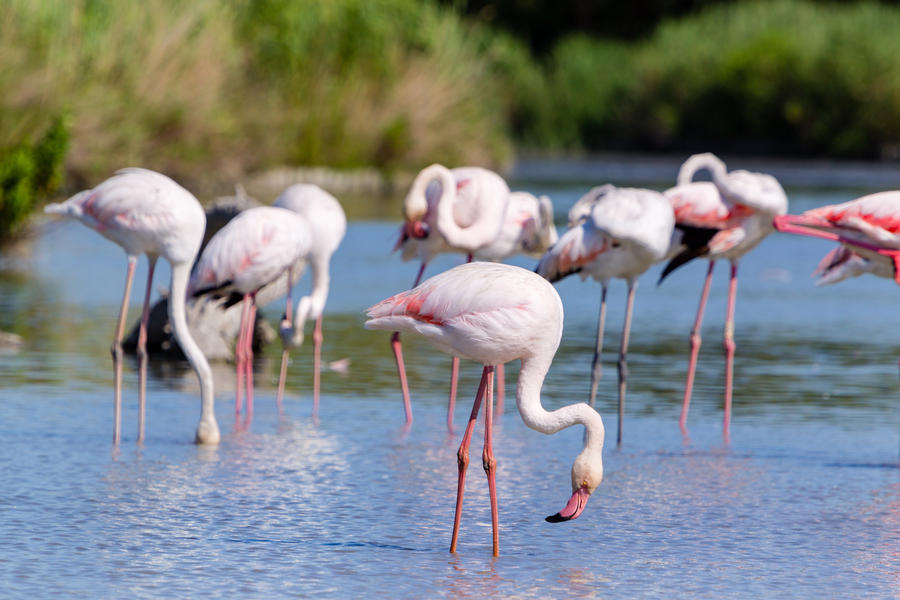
[1,176,899,598]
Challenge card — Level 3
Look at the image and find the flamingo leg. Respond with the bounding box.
[111,255,138,444]
[276,267,293,411]
[245,297,258,421]
[588,284,609,408]
[447,356,459,433]
[135,256,157,444]
[495,362,505,418]
[312,315,323,419]
[450,367,490,554]
[616,281,636,446]
[680,260,715,431]
[722,261,738,440]
[482,366,499,557]
[235,294,252,419]
[391,262,427,427]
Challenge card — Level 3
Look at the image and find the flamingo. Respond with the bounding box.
[661,153,788,436]
[774,192,900,285]
[365,262,605,557]
[272,184,347,414]
[391,163,510,430]
[188,206,311,421]
[536,185,674,445]
[44,168,220,444]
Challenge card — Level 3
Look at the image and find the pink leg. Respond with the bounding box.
[447,356,459,433]
[616,281,636,446]
[276,268,294,411]
[244,298,258,421]
[450,367,490,554]
[495,363,505,417]
[680,261,715,432]
[135,257,157,444]
[482,366,499,557]
[235,294,252,419]
[111,256,138,444]
[312,315,323,419]
[723,261,738,440]
[589,284,609,408]
[392,262,427,427]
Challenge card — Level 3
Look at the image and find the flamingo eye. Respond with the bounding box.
[611,241,622,248]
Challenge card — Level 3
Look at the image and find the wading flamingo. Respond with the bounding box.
[536,185,674,445]
[391,164,511,430]
[273,184,346,414]
[365,262,605,557]
[661,153,788,437]
[44,168,220,444]
[188,206,311,421]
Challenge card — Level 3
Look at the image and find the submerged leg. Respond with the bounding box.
[616,281,636,446]
[135,257,157,444]
[312,315,323,418]
[723,261,738,440]
[391,262,427,428]
[234,294,252,419]
[680,261,715,432]
[450,367,490,554]
[276,267,293,410]
[588,284,609,408]
[482,366,499,557]
[111,256,138,444]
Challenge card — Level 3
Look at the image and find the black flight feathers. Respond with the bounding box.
[658,225,719,284]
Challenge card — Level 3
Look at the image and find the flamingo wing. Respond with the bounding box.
[804,191,900,248]
[535,221,607,283]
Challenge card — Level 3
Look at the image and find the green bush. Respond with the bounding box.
[0,118,69,241]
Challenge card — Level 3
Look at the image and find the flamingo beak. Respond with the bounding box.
[545,484,591,523]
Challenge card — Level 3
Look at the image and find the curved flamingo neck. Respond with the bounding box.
[677,153,728,187]
[515,356,605,453]
[405,164,448,222]
[169,262,220,444]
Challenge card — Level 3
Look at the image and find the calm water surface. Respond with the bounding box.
[1,175,898,598]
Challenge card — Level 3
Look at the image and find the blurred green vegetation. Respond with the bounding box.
[5,0,900,246]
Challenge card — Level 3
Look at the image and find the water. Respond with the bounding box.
[1,174,899,598]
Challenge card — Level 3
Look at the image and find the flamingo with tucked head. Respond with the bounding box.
[537,184,674,445]
[661,153,788,437]
[366,262,605,557]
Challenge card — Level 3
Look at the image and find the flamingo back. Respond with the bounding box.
[366,262,562,366]
[804,191,900,248]
[44,168,206,264]
[189,206,311,297]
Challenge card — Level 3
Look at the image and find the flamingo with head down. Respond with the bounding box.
[661,153,788,437]
[366,261,605,557]
[44,168,220,445]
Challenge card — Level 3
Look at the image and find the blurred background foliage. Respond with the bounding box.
[4,0,900,241]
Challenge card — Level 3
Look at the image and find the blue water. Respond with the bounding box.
[0,176,898,598]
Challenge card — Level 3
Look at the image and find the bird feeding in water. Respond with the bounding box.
[44,168,220,445]
[366,262,606,557]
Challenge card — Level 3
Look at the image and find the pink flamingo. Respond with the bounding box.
[392,163,511,430]
[272,184,346,414]
[44,168,220,444]
[661,153,788,436]
[188,206,311,421]
[365,262,605,557]
[774,192,900,284]
[536,185,674,445]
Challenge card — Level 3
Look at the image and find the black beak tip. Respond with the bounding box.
[545,512,569,523]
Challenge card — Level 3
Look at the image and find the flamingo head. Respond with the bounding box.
[546,447,603,523]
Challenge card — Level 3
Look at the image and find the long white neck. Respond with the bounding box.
[515,355,605,457]
[677,152,728,187]
[290,253,331,346]
[429,166,500,252]
[169,262,220,445]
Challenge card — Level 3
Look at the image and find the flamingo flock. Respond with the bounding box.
[44,152,900,557]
